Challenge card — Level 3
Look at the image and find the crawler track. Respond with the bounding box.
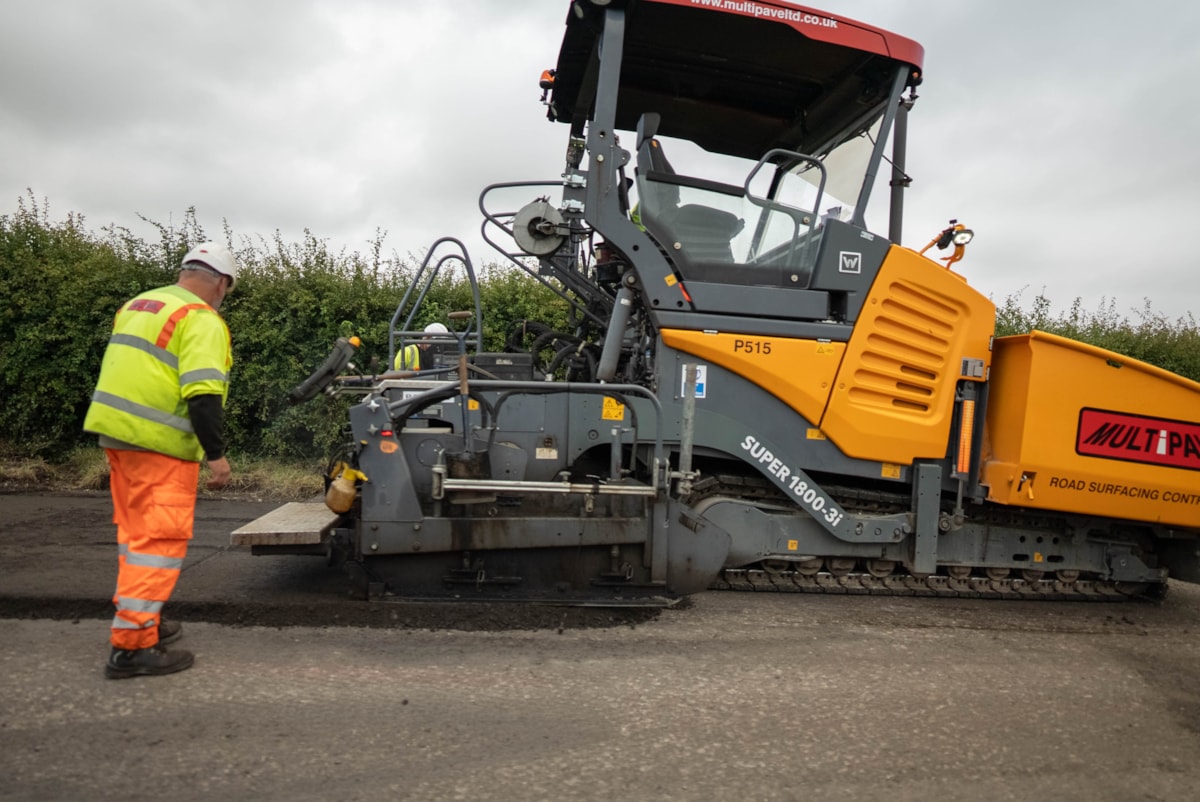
[714,569,1162,601]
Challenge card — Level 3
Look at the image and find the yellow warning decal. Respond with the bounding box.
[787,539,799,551]
[468,399,480,411]
[806,429,827,440]
[664,274,678,287]
[881,463,902,479]
[1034,552,1044,563]
[602,397,626,421]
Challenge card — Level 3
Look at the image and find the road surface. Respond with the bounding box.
[2,490,1198,801]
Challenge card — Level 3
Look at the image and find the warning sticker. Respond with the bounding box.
[602,397,626,421]
[680,365,707,399]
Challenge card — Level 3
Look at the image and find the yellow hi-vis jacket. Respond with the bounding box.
[394,343,420,371]
[83,285,232,462]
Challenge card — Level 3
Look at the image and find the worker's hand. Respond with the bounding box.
[205,456,232,490]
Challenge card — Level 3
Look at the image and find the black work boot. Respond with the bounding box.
[157,619,183,646]
[105,644,195,679]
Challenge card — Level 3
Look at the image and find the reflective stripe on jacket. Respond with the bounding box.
[84,285,232,461]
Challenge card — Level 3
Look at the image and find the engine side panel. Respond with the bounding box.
[820,245,995,464]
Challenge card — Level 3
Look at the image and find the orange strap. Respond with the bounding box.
[155,303,215,349]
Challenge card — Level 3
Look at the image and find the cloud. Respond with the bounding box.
[3,0,1199,319]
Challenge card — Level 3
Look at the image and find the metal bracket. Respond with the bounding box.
[911,463,942,574]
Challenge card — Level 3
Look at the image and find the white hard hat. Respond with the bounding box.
[182,242,239,290]
[423,322,448,334]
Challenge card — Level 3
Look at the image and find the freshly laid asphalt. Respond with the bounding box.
[3,490,1200,801]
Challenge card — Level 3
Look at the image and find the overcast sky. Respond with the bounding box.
[3,1,1199,320]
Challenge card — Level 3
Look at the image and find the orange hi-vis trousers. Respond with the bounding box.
[106,449,199,650]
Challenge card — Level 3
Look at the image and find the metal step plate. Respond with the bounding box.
[230,502,339,547]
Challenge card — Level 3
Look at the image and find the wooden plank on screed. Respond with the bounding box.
[230,501,339,547]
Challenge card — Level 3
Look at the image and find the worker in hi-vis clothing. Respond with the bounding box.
[394,321,448,370]
[83,242,238,679]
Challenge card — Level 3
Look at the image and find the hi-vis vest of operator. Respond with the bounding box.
[84,285,232,462]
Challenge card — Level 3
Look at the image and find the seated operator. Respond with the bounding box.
[394,322,449,371]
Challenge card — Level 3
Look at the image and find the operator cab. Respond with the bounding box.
[547,0,923,324]
[633,111,873,290]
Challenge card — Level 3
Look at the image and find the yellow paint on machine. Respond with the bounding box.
[659,330,845,426]
[983,330,1200,529]
[820,245,995,464]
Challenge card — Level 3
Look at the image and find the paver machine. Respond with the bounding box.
[235,0,1200,603]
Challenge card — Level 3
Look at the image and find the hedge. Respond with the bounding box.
[0,194,568,462]
[4,193,1198,463]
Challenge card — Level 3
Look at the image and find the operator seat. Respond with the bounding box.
[635,113,744,266]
